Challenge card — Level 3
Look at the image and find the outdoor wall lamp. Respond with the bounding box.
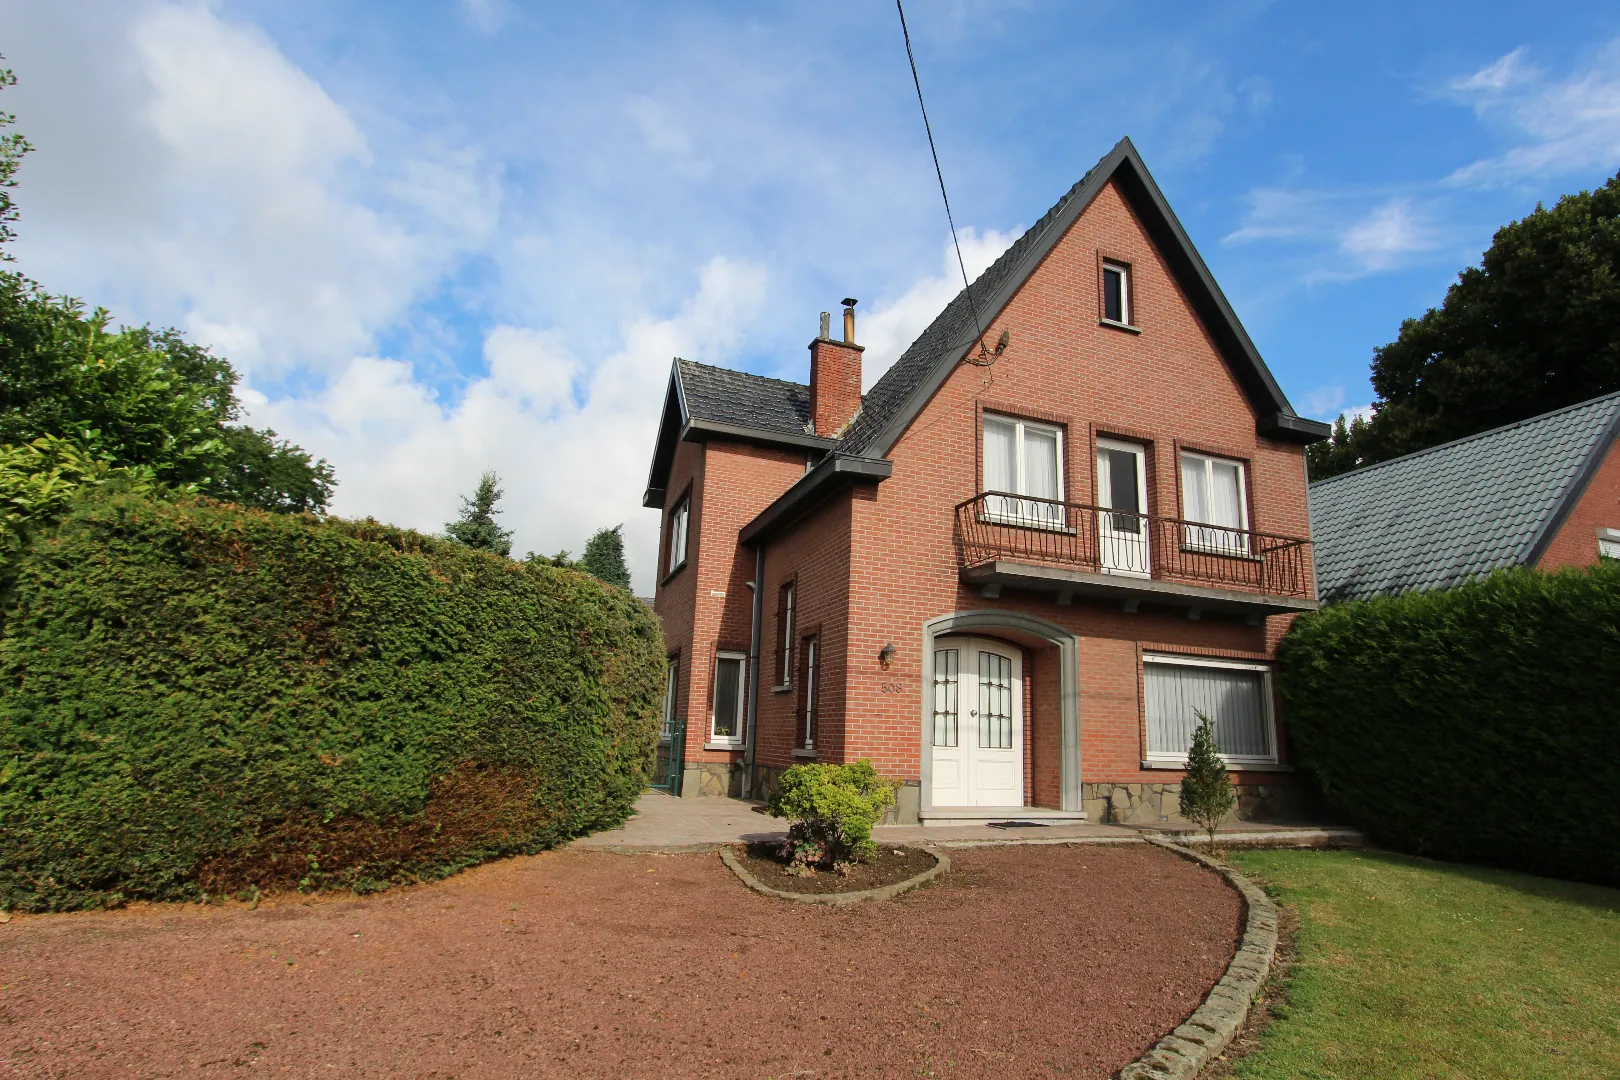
[878,643,896,669]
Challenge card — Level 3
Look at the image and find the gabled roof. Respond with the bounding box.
[839,136,1329,456]
[643,359,834,508]
[643,136,1327,512]
[1308,392,1620,603]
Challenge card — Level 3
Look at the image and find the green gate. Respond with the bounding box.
[649,661,684,795]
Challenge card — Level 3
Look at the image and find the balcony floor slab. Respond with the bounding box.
[961,560,1319,616]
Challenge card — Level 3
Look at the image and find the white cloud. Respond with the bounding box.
[7,2,498,376]
[1299,385,1345,419]
[1345,403,1375,425]
[858,226,1018,389]
[1338,198,1438,272]
[1447,41,1620,186]
[458,0,508,33]
[251,257,768,591]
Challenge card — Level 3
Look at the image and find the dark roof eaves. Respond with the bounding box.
[1520,397,1620,565]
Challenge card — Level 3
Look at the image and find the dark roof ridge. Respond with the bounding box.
[1308,389,1620,489]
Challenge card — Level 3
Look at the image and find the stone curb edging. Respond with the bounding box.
[718,845,950,906]
[1117,839,1280,1080]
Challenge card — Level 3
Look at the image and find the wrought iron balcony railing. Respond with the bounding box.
[954,492,1314,601]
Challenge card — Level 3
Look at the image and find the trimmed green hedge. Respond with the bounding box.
[1278,562,1620,886]
[0,493,665,911]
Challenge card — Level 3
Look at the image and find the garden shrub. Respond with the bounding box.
[0,491,665,911]
[1278,562,1620,886]
[767,759,897,872]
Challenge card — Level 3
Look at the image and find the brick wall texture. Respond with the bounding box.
[1537,437,1620,571]
[654,178,1316,805]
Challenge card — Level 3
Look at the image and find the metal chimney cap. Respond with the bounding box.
[841,297,858,308]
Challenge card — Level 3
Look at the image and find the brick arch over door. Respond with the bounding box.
[919,611,1082,813]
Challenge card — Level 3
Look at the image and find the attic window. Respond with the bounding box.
[1102,261,1132,326]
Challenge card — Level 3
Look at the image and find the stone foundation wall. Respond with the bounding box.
[679,760,744,798]
[1081,781,1310,825]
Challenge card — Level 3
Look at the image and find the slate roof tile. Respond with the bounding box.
[674,358,812,437]
[1308,392,1620,602]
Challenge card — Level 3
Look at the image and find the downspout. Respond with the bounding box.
[741,541,765,799]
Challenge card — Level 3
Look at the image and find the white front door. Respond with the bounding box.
[1097,438,1150,577]
[930,638,1024,807]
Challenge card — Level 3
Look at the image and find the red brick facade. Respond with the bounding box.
[653,174,1319,822]
[1536,437,1620,572]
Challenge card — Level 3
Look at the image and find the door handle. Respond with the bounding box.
[970,710,978,717]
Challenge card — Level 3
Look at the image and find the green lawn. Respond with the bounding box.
[1224,849,1620,1080]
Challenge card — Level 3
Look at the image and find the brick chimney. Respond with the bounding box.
[809,298,863,436]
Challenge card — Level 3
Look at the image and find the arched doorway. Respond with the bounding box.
[919,611,1081,817]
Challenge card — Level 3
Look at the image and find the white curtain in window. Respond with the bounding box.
[1181,456,1208,523]
[984,418,1017,519]
[1144,662,1271,759]
[1181,454,1246,553]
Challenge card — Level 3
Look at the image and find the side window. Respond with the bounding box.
[798,635,819,752]
[983,413,1064,526]
[710,652,747,746]
[1599,529,1620,560]
[666,495,690,575]
[776,581,795,687]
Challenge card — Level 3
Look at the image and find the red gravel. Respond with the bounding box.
[0,843,1241,1079]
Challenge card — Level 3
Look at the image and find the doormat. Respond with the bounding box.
[986,821,1049,829]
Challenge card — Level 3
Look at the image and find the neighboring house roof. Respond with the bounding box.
[1308,391,1620,603]
[644,136,1328,511]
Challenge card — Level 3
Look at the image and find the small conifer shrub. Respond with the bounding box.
[1179,709,1236,850]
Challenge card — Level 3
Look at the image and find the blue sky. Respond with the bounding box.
[4,1,1620,589]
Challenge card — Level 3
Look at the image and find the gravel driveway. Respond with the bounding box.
[1,843,1241,1078]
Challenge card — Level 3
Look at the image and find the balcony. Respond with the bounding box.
[954,493,1317,619]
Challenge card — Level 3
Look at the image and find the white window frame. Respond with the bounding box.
[1141,653,1278,766]
[1599,528,1620,560]
[708,650,747,748]
[981,413,1067,530]
[1179,450,1251,556]
[775,581,795,689]
[798,636,819,752]
[1102,261,1132,326]
[666,496,689,575]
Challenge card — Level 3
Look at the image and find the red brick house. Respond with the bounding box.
[645,138,1330,825]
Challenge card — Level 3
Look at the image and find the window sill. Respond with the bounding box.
[1178,543,1263,563]
[1099,318,1142,335]
[978,513,1077,535]
[791,748,818,758]
[704,741,746,753]
[771,683,793,694]
[658,561,688,587]
[1141,758,1292,772]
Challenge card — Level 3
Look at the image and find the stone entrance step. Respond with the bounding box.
[916,806,1089,827]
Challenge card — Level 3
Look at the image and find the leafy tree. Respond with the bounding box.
[0,435,158,557]
[1310,170,1620,479]
[579,524,631,589]
[0,274,336,511]
[445,470,513,556]
[1179,710,1236,850]
[0,60,32,256]
[212,425,335,514]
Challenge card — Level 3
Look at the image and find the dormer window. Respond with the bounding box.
[1102,261,1131,325]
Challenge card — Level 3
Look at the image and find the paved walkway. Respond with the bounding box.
[574,792,1363,851]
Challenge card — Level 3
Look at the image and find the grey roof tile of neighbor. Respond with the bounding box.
[675,358,811,436]
[1308,392,1620,603]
